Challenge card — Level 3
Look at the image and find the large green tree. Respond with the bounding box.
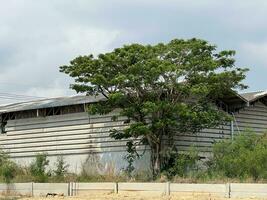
[60,38,248,176]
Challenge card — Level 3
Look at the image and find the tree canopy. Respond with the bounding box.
[60,38,248,177]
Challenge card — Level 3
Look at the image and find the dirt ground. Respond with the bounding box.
[7,192,266,200]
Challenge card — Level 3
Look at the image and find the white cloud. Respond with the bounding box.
[25,80,75,98]
[62,26,120,56]
[0,0,266,103]
[241,41,267,67]
[0,1,121,103]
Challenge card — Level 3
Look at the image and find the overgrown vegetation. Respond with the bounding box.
[53,155,70,179]
[29,153,50,182]
[0,150,17,183]
[161,147,200,179]
[1,131,267,183]
[159,132,267,183]
[208,131,267,181]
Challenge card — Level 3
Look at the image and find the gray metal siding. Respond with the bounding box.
[173,124,231,153]
[173,101,267,153]
[0,112,136,158]
[1,101,266,171]
[234,102,267,134]
[0,112,231,157]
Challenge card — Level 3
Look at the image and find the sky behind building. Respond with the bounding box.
[0,0,266,104]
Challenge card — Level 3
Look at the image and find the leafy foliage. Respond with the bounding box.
[53,155,69,178]
[30,153,50,182]
[1,162,17,183]
[0,150,17,183]
[209,131,267,181]
[123,141,140,177]
[60,38,248,176]
[162,147,200,179]
[0,149,8,166]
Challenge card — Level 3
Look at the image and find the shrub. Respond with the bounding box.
[161,147,200,179]
[0,149,8,166]
[1,161,17,183]
[30,153,50,182]
[209,131,267,181]
[0,149,17,183]
[53,155,69,178]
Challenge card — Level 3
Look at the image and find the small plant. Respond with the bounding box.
[0,149,8,165]
[123,141,140,178]
[0,149,17,183]
[1,161,17,183]
[54,155,69,177]
[30,153,50,182]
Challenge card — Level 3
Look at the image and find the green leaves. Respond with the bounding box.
[30,153,50,182]
[0,150,17,183]
[211,132,267,181]
[1,161,17,183]
[60,38,248,176]
[53,155,69,178]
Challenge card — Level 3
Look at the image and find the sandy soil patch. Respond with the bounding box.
[7,192,266,200]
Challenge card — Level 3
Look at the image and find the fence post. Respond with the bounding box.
[71,182,74,196]
[68,182,71,196]
[229,183,231,198]
[31,182,34,197]
[114,182,118,194]
[74,182,77,196]
[69,182,74,196]
[225,183,231,198]
[72,182,75,196]
[166,182,170,196]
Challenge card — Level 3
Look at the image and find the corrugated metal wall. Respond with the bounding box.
[0,111,149,172]
[177,101,267,154]
[0,101,266,172]
[0,112,134,157]
[233,101,267,134]
[0,113,230,157]
[173,124,231,154]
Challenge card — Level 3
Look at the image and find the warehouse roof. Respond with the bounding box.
[0,90,266,114]
[0,95,106,113]
[239,91,267,103]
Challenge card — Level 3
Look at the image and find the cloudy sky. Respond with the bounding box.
[0,0,266,104]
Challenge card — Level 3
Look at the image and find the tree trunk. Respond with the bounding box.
[151,143,161,178]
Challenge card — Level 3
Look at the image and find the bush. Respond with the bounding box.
[0,149,9,166]
[53,155,69,178]
[209,131,267,181]
[1,161,17,183]
[161,147,200,179]
[0,149,17,183]
[30,153,50,182]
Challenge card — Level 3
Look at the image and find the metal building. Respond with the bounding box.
[0,91,266,173]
